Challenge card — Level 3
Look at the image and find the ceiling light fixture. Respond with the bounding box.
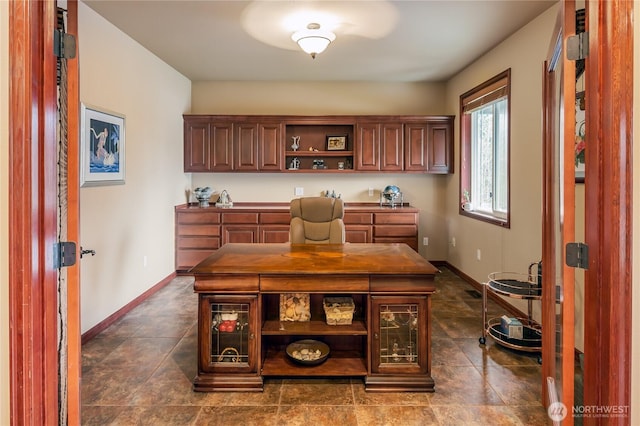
[292,23,336,59]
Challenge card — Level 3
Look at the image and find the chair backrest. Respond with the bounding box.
[290,197,345,244]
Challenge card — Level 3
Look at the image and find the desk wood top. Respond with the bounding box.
[190,243,438,276]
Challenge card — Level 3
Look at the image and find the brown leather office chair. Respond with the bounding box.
[289,197,345,244]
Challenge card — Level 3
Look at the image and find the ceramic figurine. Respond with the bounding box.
[291,136,300,151]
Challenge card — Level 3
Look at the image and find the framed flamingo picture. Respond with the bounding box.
[575,92,585,183]
[81,104,126,187]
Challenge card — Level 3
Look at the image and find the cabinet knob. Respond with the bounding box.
[374,333,378,340]
[249,333,255,340]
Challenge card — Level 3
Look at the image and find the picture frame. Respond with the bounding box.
[326,135,347,151]
[575,91,585,183]
[81,104,126,187]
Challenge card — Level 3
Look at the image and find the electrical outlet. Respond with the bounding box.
[368,187,374,197]
[451,237,456,247]
[294,187,304,196]
[476,249,482,261]
[423,237,429,246]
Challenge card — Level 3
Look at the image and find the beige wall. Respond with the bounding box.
[444,4,558,318]
[78,2,191,332]
[1,1,9,423]
[191,81,450,260]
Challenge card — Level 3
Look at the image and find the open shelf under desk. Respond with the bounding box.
[261,349,367,377]
[262,320,367,335]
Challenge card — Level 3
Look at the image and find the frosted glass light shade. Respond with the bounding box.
[292,25,336,59]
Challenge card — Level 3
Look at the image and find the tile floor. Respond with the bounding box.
[81,267,551,425]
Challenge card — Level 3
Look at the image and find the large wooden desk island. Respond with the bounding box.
[191,243,438,392]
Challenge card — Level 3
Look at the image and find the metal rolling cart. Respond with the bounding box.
[479,262,542,362]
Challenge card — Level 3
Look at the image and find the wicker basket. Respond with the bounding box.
[323,297,355,325]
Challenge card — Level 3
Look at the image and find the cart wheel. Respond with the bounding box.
[479,337,486,345]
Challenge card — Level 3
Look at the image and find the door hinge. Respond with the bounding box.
[566,242,589,269]
[567,31,589,61]
[54,29,76,59]
[54,242,77,269]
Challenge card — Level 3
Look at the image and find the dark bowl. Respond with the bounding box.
[286,339,330,366]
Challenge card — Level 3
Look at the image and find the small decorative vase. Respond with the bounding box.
[291,136,300,151]
[193,186,213,207]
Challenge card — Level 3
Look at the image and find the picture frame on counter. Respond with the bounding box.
[81,103,126,187]
[326,135,347,151]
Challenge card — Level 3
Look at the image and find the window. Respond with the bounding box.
[460,69,511,227]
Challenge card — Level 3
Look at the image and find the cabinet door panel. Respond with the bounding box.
[381,123,403,171]
[235,123,259,171]
[259,122,283,171]
[260,225,290,243]
[184,121,210,171]
[374,212,417,225]
[404,123,427,171]
[427,121,452,174]
[346,225,372,243]
[211,122,234,171]
[355,123,380,170]
[370,296,428,375]
[374,225,417,237]
[223,225,259,244]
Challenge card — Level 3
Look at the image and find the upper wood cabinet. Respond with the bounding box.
[184,115,452,174]
[356,121,404,171]
[404,118,453,174]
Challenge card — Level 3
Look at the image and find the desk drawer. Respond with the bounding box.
[177,212,220,224]
[222,212,259,224]
[177,224,221,237]
[260,212,291,224]
[374,225,417,237]
[374,212,417,225]
[344,212,373,224]
[177,236,220,249]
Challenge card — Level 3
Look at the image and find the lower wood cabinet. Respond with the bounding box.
[176,203,420,272]
[368,296,432,390]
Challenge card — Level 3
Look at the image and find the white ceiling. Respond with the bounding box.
[83,0,556,83]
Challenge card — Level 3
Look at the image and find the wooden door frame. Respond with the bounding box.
[8,0,80,424]
[583,0,633,417]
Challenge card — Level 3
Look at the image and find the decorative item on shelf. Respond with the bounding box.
[215,189,233,208]
[326,135,347,151]
[291,136,300,151]
[312,159,326,169]
[323,189,341,199]
[380,185,403,208]
[193,186,214,207]
[289,157,300,170]
[217,347,240,363]
[323,297,355,325]
[308,146,319,152]
[286,339,330,365]
[461,189,472,211]
[279,293,311,321]
[337,161,345,170]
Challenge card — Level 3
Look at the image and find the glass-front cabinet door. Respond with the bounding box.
[198,295,258,374]
[371,296,428,375]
